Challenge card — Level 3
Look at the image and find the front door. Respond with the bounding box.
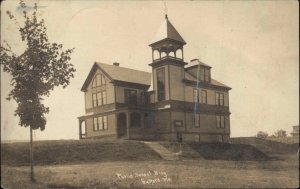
[117,113,127,138]
[177,132,183,143]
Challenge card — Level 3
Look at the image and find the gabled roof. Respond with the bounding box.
[150,15,186,46]
[81,62,151,91]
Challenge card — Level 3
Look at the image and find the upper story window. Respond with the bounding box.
[193,88,199,103]
[93,115,108,131]
[201,90,207,104]
[140,92,150,105]
[216,115,225,129]
[92,74,107,107]
[200,67,210,82]
[125,89,137,104]
[157,67,165,101]
[92,74,106,88]
[215,92,224,106]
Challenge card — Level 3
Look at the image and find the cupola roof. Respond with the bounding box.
[149,14,186,46]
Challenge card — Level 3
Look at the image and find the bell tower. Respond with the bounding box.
[149,14,187,102]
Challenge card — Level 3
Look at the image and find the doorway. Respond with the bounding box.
[117,113,127,138]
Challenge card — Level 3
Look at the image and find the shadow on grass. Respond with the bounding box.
[190,143,270,161]
[1,139,162,166]
[161,142,270,161]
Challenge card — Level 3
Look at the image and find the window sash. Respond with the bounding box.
[201,90,207,104]
[92,94,97,107]
[97,92,102,106]
[93,116,108,131]
[102,91,107,105]
[93,117,98,131]
[205,69,210,82]
[98,117,103,130]
[216,92,224,106]
[200,68,205,81]
[216,116,225,128]
[103,116,108,130]
[92,91,107,107]
[193,89,199,103]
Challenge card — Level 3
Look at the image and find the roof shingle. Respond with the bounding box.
[96,62,151,86]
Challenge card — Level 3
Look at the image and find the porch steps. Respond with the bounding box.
[143,142,180,161]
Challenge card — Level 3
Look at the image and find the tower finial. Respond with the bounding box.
[164,2,168,19]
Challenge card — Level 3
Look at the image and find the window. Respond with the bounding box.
[92,74,107,107]
[193,88,199,103]
[93,117,98,131]
[157,68,165,101]
[216,116,225,129]
[103,116,108,130]
[92,93,97,107]
[124,89,137,104]
[204,69,210,82]
[201,90,207,104]
[194,114,200,127]
[215,92,224,106]
[92,74,105,88]
[93,115,108,131]
[200,68,205,81]
[200,67,210,82]
[140,92,150,105]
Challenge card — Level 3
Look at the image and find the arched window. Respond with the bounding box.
[153,50,160,60]
[169,51,175,57]
[176,49,183,59]
[92,74,107,107]
[161,51,167,58]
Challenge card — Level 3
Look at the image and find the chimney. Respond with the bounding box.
[113,62,120,66]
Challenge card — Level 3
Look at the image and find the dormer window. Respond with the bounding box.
[200,67,210,82]
[92,74,107,107]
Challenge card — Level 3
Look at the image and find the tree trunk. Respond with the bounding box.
[30,126,35,182]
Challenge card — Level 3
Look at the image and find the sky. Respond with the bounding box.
[1,0,299,141]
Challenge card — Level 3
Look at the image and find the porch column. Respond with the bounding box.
[126,111,131,139]
[141,112,145,138]
[79,120,82,139]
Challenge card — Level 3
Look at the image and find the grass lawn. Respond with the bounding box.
[2,156,299,189]
[1,139,299,188]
